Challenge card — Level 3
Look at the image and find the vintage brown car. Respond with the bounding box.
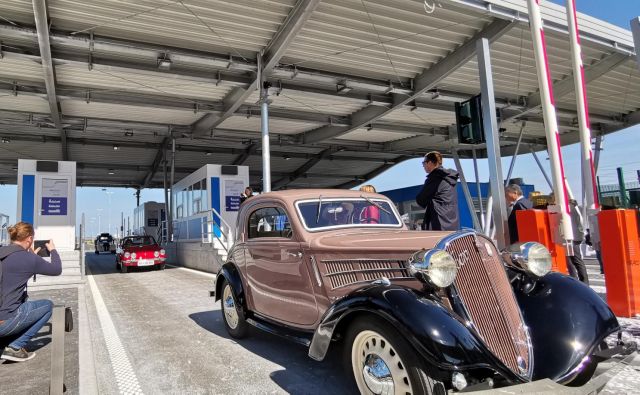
[213,189,633,394]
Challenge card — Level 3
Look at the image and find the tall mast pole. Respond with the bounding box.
[526,0,574,251]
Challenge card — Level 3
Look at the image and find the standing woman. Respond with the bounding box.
[416,151,460,231]
[0,222,61,362]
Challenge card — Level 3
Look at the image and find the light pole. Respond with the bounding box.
[102,189,114,235]
[96,209,103,235]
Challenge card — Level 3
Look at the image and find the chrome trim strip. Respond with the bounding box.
[310,256,322,287]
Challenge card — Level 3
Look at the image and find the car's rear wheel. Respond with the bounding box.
[345,316,445,395]
[220,280,248,339]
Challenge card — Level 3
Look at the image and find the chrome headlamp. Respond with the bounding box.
[409,249,458,288]
[510,242,552,277]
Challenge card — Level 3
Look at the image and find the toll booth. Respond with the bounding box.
[133,201,166,241]
[166,164,249,273]
[16,159,77,251]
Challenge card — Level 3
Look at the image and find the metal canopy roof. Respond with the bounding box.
[0,0,638,190]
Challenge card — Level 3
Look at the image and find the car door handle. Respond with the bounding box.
[286,251,302,258]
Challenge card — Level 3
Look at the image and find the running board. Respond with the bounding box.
[246,317,312,347]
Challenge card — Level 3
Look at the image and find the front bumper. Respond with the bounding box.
[122,259,165,267]
[463,342,638,394]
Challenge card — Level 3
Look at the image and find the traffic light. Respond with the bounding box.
[455,95,485,144]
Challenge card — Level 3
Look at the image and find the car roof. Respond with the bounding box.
[251,189,389,202]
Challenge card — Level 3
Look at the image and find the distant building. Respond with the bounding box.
[380,182,535,230]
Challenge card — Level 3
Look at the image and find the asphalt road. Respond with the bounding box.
[85,252,354,395]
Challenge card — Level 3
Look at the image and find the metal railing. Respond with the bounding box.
[160,220,169,244]
[201,208,234,252]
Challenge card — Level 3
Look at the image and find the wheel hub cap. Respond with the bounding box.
[362,353,394,395]
[222,286,239,329]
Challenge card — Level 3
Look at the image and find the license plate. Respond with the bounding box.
[137,259,154,266]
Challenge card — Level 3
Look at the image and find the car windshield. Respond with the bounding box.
[122,236,156,247]
[296,198,401,230]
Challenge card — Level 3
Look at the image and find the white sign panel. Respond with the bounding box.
[224,179,245,212]
[41,178,68,216]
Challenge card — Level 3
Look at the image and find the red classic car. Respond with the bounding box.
[115,235,166,273]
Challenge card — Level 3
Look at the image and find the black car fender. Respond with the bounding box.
[214,262,246,310]
[308,284,520,382]
[514,272,619,382]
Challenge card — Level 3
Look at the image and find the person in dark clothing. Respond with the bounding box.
[566,199,589,284]
[506,184,533,244]
[0,222,61,362]
[416,151,459,231]
[240,187,253,204]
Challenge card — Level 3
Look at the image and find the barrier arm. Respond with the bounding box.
[526,0,574,254]
[566,0,601,248]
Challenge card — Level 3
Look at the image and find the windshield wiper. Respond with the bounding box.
[316,195,323,223]
[360,195,392,215]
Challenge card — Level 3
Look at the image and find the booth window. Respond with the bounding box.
[248,207,292,239]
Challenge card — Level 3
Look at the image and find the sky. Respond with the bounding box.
[0,0,639,235]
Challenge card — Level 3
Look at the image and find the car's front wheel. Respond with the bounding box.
[220,280,248,339]
[345,316,446,395]
[120,264,128,273]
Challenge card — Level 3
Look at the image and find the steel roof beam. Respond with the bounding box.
[233,143,258,165]
[0,129,405,163]
[504,52,630,122]
[191,0,321,136]
[298,19,514,144]
[333,156,412,189]
[272,148,333,190]
[0,48,624,129]
[141,137,170,189]
[32,0,67,160]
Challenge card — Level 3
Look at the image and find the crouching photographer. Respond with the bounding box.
[0,222,61,362]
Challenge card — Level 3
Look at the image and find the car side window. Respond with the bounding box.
[248,207,293,239]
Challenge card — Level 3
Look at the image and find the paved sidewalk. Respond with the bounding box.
[0,288,79,394]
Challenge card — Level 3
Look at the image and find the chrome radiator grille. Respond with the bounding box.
[446,234,531,378]
[322,259,410,289]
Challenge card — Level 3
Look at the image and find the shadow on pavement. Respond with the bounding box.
[189,310,355,394]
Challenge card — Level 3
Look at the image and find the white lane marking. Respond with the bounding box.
[87,273,144,395]
[167,264,217,279]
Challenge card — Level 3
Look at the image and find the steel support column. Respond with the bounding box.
[529,146,554,190]
[452,151,481,231]
[472,149,484,228]
[477,37,508,248]
[261,83,271,193]
[504,122,525,186]
[169,138,176,240]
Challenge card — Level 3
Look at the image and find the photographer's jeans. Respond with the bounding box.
[0,299,53,349]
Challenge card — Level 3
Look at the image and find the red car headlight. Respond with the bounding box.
[124,252,131,259]
[154,250,160,258]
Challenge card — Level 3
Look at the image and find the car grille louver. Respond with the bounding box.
[446,234,532,379]
[321,259,410,289]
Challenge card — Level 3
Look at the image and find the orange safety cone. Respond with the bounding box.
[516,209,569,274]
[598,209,640,317]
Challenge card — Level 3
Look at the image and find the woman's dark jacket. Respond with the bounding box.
[416,167,460,231]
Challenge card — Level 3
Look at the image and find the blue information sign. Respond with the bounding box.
[42,197,67,215]
[225,196,241,212]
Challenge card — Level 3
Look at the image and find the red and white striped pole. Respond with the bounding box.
[565,0,600,242]
[526,0,574,248]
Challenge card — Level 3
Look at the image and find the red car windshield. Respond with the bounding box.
[122,236,156,247]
